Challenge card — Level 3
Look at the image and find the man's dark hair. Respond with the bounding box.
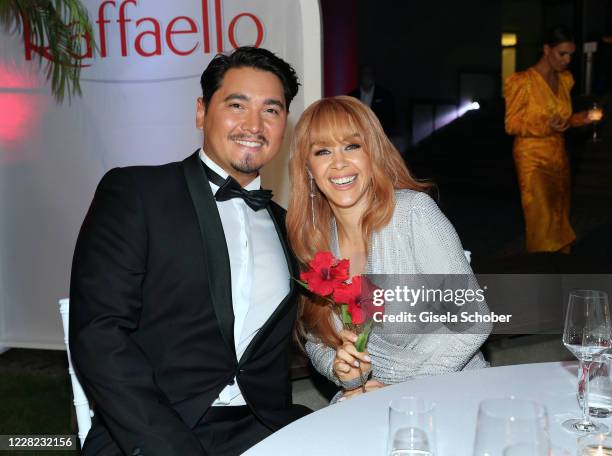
[543,25,574,47]
[200,46,300,111]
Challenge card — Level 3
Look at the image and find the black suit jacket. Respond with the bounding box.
[69,152,306,455]
[348,85,396,134]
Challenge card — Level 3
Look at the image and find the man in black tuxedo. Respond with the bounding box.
[348,65,396,135]
[69,47,310,456]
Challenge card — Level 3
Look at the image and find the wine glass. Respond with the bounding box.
[562,289,612,433]
[577,353,612,418]
[473,398,549,456]
[588,102,604,142]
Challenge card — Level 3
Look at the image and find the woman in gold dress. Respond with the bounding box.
[504,26,597,253]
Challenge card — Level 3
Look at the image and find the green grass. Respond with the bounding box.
[0,372,78,455]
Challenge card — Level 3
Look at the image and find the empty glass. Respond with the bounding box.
[387,396,436,456]
[473,398,549,456]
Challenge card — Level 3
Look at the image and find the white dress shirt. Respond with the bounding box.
[200,150,290,407]
[360,86,375,107]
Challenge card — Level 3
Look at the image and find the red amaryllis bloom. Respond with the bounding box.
[348,302,366,325]
[300,251,350,297]
[333,276,382,325]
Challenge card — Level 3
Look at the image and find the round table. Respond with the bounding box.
[244,362,599,455]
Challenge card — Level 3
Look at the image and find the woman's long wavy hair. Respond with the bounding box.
[287,96,431,348]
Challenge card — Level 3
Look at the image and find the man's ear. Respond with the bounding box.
[196,97,205,130]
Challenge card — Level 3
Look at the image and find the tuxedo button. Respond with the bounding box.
[239,369,245,374]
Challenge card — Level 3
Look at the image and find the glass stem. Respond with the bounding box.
[578,359,586,397]
[582,358,592,424]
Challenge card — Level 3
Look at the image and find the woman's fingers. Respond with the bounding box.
[336,346,358,366]
[550,117,569,132]
[551,116,569,131]
[332,359,361,381]
[338,380,387,402]
[333,339,372,381]
[333,359,352,374]
[339,329,358,343]
[365,379,386,390]
[338,388,364,401]
[333,347,372,382]
[333,348,360,380]
[342,343,372,365]
[335,343,371,368]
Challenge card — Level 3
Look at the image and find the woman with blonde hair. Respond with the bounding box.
[287,96,490,402]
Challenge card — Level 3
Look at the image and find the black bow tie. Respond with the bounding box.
[203,163,273,211]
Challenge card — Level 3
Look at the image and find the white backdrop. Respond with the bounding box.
[0,0,322,350]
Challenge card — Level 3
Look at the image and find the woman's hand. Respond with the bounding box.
[574,110,598,125]
[586,108,603,123]
[338,380,387,401]
[333,330,372,383]
[549,115,570,132]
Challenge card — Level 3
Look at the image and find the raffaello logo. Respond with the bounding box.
[23,0,265,72]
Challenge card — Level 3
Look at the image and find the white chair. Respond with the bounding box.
[464,250,472,264]
[58,298,93,448]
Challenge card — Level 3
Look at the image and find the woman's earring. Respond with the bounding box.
[308,173,316,226]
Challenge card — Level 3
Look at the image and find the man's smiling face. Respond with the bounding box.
[197,66,288,186]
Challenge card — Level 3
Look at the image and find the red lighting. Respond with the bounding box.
[0,62,48,162]
[0,93,35,142]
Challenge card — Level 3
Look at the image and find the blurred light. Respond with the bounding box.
[0,62,48,162]
[502,33,517,47]
[457,100,481,117]
[0,93,35,142]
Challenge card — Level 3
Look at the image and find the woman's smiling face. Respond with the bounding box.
[307,132,373,213]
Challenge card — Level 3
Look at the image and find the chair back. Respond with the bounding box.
[58,298,93,448]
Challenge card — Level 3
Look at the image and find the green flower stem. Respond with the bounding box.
[355,320,373,352]
[341,304,352,325]
[343,320,373,393]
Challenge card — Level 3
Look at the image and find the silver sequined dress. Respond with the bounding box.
[305,190,491,399]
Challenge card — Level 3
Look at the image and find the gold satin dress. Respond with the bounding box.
[504,68,582,252]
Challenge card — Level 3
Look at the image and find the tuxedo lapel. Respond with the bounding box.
[240,202,297,362]
[183,151,236,358]
[267,203,297,279]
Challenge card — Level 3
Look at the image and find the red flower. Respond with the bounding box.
[300,251,350,297]
[332,277,360,306]
[348,302,367,325]
[333,276,382,325]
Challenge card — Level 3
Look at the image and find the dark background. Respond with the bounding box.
[322,0,610,111]
[320,0,612,272]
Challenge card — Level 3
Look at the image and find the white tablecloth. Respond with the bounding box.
[244,362,596,455]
